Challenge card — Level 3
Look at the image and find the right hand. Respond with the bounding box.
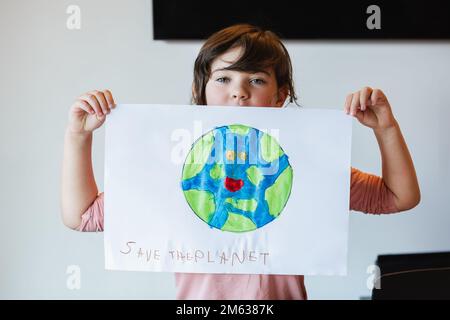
[68,89,116,134]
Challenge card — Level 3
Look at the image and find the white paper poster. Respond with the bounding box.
[104,104,352,275]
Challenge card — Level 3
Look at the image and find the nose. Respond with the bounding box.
[231,85,249,102]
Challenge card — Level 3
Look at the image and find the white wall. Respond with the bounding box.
[1,0,449,299]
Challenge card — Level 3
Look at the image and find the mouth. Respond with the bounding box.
[224,177,244,192]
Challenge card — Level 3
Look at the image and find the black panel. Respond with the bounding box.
[372,252,450,300]
[153,0,450,40]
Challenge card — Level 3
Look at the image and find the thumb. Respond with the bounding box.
[354,109,365,123]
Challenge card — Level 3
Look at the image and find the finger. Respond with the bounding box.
[359,87,373,111]
[90,90,109,114]
[344,93,352,114]
[350,91,360,116]
[103,89,116,109]
[371,88,384,107]
[75,99,95,115]
[80,94,103,116]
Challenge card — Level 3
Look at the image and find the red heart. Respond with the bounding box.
[224,177,244,192]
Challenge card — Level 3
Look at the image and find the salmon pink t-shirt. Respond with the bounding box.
[77,167,399,300]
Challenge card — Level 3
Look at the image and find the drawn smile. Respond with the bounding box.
[224,177,244,192]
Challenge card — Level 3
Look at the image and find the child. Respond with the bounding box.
[61,24,420,299]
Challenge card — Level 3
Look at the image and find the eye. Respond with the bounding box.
[216,77,230,83]
[238,152,247,161]
[225,150,235,161]
[250,78,266,85]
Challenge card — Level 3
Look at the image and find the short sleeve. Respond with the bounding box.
[77,192,105,232]
[350,167,399,214]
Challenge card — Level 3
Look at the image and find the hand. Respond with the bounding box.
[344,87,397,131]
[68,89,116,134]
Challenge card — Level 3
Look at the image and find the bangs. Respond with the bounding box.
[223,33,283,74]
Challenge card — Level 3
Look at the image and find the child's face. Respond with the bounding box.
[205,46,287,107]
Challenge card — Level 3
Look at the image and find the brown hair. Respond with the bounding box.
[192,24,298,106]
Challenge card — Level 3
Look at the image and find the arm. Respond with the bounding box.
[374,121,420,210]
[61,129,98,229]
[345,87,420,211]
[60,89,115,229]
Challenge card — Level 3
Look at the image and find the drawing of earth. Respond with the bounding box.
[181,124,293,233]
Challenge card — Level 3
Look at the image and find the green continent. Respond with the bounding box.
[265,165,293,217]
[228,124,250,136]
[225,198,258,212]
[210,163,225,180]
[246,165,264,186]
[221,212,257,232]
[260,132,284,162]
[182,131,214,180]
[184,189,216,223]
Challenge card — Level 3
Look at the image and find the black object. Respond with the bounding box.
[372,251,450,300]
[153,0,450,40]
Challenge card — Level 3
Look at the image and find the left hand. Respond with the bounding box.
[344,87,397,131]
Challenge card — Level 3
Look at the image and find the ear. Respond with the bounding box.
[275,86,289,107]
